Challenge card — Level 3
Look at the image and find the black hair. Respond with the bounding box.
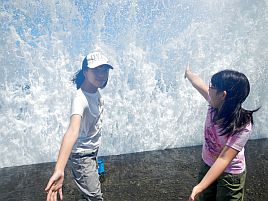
[71,69,86,89]
[211,69,260,136]
[71,57,88,89]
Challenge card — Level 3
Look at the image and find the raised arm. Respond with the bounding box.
[184,65,210,102]
[45,114,81,201]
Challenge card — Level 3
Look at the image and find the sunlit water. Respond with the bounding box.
[0,0,267,168]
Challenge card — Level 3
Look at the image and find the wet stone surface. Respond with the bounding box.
[0,139,267,201]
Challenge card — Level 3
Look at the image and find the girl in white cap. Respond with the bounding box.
[45,52,113,201]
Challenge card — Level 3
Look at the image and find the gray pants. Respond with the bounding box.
[69,152,103,201]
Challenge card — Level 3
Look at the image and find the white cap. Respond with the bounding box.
[82,52,113,69]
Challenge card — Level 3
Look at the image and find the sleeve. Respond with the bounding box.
[70,95,85,117]
[226,123,252,152]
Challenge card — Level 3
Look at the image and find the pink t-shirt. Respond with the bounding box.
[202,107,251,174]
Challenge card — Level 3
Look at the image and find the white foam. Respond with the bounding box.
[0,0,267,167]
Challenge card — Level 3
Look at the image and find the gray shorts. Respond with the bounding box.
[69,152,103,201]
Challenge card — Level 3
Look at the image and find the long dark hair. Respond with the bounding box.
[71,57,88,89]
[211,69,260,136]
[71,69,86,89]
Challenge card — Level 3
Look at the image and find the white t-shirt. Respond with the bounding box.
[70,88,104,154]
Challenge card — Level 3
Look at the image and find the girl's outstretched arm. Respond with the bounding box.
[188,146,239,201]
[184,65,210,102]
[45,114,81,201]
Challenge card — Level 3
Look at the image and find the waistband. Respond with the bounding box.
[70,150,98,159]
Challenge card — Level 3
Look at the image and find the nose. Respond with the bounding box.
[95,71,109,80]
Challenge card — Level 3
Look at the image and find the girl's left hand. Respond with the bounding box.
[45,170,64,201]
[188,185,203,201]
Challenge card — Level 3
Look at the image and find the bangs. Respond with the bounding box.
[211,73,224,91]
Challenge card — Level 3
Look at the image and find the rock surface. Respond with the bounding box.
[0,139,267,201]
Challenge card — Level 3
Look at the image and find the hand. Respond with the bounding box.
[45,170,64,201]
[188,185,203,201]
[184,64,192,79]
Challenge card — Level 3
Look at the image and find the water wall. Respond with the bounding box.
[0,0,267,168]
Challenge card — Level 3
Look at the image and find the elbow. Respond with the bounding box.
[64,128,79,142]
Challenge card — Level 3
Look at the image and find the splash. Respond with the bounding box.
[0,0,267,167]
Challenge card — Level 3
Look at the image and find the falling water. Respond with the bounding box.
[0,0,267,168]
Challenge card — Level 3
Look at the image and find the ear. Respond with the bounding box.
[220,90,227,101]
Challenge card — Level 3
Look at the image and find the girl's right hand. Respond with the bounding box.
[45,170,64,201]
[184,64,192,79]
[188,185,203,201]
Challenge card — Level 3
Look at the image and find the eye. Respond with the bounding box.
[93,68,109,74]
[209,82,217,90]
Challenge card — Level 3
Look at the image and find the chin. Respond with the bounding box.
[209,101,217,108]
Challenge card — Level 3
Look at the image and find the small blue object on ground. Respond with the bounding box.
[97,159,104,175]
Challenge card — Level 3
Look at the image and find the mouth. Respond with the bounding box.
[95,79,107,86]
[96,79,106,83]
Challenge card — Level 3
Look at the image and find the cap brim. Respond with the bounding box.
[98,64,113,69]
[91,64,113,69]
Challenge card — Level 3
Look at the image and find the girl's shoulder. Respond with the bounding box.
[243,122,252,131]
[232,122,252,138]
[72,89,88,103]
[72,88,83,97]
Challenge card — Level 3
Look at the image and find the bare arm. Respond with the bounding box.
[184,65,210,102]
[188,146,239,201]
[55,114,81,171]
[45,114,81,201]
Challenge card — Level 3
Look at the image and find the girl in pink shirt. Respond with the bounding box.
[185,67,259,201]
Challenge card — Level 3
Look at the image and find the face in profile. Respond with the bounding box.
[208,82,226,109]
